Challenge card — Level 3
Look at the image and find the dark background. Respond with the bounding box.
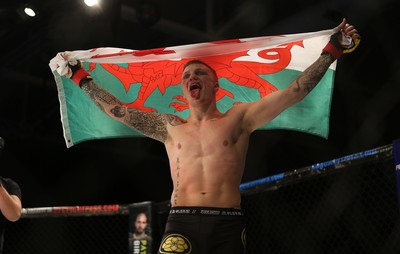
[0,0,399,208]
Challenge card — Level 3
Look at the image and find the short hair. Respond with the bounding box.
[136,212,148,221]
[183,59,217,79]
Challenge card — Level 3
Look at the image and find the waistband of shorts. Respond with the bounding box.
[169,206,244,216]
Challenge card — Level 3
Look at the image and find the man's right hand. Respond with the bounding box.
[67,59,92,87]
[322,18,360,60]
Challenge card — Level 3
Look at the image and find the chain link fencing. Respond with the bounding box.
[4,142,400,253]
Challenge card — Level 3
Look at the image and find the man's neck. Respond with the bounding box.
[188,102,222,122]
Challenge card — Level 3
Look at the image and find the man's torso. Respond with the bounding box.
[164,107,250,208]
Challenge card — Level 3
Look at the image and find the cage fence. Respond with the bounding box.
[4,141,400,254]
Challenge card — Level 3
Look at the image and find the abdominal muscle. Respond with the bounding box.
[164,108,250,209]
[166,141,247,209]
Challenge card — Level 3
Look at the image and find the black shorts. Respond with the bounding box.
[158,206,246,254]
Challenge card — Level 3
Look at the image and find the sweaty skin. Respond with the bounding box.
[165,57,332,209]
[77,19,359,210]
[81,55,331,209]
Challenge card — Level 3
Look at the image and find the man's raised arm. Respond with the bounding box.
[244,18,360,132]
[66,60,169,143]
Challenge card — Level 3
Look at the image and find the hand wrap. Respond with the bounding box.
[322,30,360,60]
[68,59,92,87]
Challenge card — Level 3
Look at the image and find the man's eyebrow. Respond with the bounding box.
[188,67,208,73]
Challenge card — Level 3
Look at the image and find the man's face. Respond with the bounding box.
[181,63,218,102]
[135,214,148,233]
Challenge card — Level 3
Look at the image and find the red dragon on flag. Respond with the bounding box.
[89,40,302,113]
[50,28,340,147]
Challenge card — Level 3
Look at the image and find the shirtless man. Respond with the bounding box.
[66,19,359,254]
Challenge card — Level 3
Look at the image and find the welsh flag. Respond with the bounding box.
[50,28,338,148]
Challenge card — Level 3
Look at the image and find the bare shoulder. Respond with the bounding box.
[227,101,268,133]
[225,102,253,117]
[142,113,186,143]
[164,114,187,126]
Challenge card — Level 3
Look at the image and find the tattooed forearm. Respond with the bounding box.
[292,53,333,94]
[81,80,124,112]
[80,79,169,143]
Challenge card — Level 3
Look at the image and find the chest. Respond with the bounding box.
[189,120,229,139]
[167,116,244,153]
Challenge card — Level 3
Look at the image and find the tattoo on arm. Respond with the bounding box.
[80,79,173,142]
[81,79,123,111]
[125,108,168,142]
[293,54,333,94]
[166,115,185,126]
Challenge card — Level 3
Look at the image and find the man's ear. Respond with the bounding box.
[213,83,219,94]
